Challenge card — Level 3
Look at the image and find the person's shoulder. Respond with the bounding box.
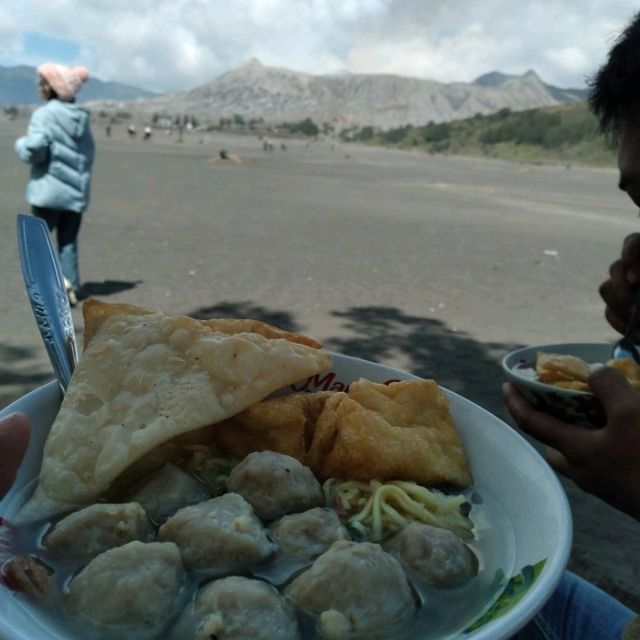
[57,100,91,118]
[49,100,92,125]
[47,99,74,113]
[29,101,56,125]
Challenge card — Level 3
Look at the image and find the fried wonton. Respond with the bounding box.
[82,298,321,350]
[17,305,332,523]
[535,353,590,385]
[307,379,471,487]
[211,391,335,461]
[208,379,471,488]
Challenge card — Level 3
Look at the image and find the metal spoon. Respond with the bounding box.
[612,287,640,365]
[16,214,78,393]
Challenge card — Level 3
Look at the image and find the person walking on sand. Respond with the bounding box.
[14,62,95,306]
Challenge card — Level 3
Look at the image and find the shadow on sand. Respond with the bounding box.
[0,344,53,408]
[0,344,52,387]
[187,301,522,420]
[325,306,522,420]
[81,279,142,298]
[191,302,304,334]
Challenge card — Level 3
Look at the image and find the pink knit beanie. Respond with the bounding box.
[37,63,89,102]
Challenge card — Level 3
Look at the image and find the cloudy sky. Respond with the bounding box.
[1,0,638,93]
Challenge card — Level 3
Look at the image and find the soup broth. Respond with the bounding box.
[1,480,514,640]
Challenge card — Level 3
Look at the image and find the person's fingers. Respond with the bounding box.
[600,260,639,335]
[600,262,630,303]
[545,446,584,481]
[605,258,634,295]
[604,306,631,335]
[0,413,31,498]
[547,444,640,517]
[619,234,640,337]
[600,260,636,325]
[546,446,620,502]
[546,446,596,483]
[621,233,640,281]
[588,367,640,433]
[503,384,595,461]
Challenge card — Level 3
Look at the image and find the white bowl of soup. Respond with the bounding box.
[0,353,571,640]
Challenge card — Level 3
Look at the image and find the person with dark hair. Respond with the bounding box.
[592,12,640,345]
[14,63,95,306]
[588,12,640,139]
[506,11,640,640]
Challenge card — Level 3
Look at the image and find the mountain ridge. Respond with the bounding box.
[3,59,588,129]
[108,58,587,129]
[0,65,155,106]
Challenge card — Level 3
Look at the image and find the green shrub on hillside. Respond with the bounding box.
[280,118,319,136]
[346,102,615,166]
[478,108,599,149]
[422,121,451,143]
[381,125,411,144]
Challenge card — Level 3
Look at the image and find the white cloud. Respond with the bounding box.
[346,23,504,83]
[2,0,639,91]
[544,47,591,76]
[0,5,24,59]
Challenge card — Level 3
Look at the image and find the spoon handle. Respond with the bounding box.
[16,214,78,393]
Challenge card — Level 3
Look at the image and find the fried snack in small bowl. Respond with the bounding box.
[502,343,617,427]
[608,357,640,390]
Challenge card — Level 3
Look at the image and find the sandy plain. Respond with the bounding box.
[0,117,638,612]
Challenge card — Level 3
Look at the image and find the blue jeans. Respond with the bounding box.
[32,206,83,291]
[511,571,636,640]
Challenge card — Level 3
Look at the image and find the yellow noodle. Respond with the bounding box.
[324,478,473,542]
[351,493,374,524]
[378,485,441,527]
[350,520,368,537]
[371,486,383,539]
[380,501,409,529]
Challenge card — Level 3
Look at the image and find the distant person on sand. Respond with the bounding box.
[14,63,95,306]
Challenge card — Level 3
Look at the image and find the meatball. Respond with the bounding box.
[386,522,476,587]
[193,576,299,640]
[227,451,323,522]
[158,493,276,572]
[66,541,184,634]
[285,540,415,636]
[126,463,210,524]
[268,507,349,558]
[43,502,152,558]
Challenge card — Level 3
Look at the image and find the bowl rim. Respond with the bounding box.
[501,342,615,398]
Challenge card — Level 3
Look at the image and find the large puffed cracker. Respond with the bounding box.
[17,306,331,523]
[306,379,472,487]
[82,298,321,350]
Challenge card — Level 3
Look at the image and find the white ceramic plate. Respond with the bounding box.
[0,353,572,640]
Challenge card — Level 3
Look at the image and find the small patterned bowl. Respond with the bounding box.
[501,343,613,428]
